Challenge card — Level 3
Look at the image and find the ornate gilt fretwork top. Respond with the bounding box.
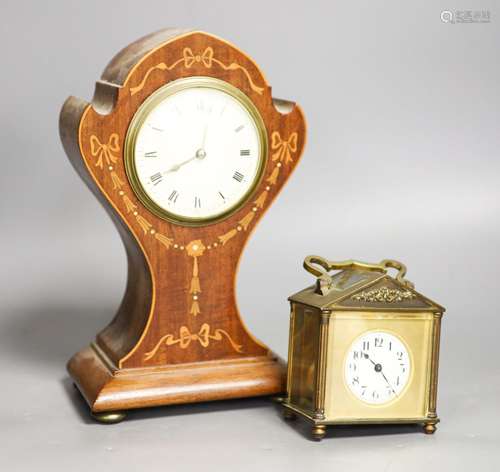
[351,286,417,303]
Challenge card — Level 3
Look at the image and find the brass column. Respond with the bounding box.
[285,305,296,402]
[428,312,443,419]
[313,311,330,420]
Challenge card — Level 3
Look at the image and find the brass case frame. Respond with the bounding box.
[283,304,443,428]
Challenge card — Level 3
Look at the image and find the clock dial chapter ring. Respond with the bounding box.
[124,76,268,227]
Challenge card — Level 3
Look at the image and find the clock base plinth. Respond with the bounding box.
[68,344,286,418]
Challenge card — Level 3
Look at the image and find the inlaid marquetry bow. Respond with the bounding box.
[183,47,214,68]
[130,46,264,96]
[90,133,119,168]
[144,323,243,361]
[271,131,298,163]
[179,325,204,348]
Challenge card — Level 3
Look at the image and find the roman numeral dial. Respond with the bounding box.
[150,172,162,185]
[168,190,179,203]
[128,78,266,223]
[233,171,244,182]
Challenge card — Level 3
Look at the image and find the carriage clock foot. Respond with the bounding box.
[311,424,327,441]
[423,422,437,434]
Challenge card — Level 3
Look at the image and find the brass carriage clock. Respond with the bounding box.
[60,29,305,422]
[283,256,445,440]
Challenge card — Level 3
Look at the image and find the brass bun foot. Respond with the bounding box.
[311,424,327,441]
[423,422,437,434]
[92,411,127,424]
[282,408,297,421]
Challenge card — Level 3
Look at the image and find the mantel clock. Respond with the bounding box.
[283,256,445,440]
[60,29,306,422]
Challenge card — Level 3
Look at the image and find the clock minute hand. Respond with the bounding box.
[201,124,208,148]
[380,371,397,396]
[364,353,397,396]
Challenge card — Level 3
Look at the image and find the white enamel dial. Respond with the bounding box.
[344,331,411,405]
[126,78,266,224]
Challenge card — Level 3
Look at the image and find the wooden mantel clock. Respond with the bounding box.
[60,29,306,422]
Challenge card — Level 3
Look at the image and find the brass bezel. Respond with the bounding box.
[124,76,268,227]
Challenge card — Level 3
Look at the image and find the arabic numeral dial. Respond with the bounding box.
[344,331,412,405]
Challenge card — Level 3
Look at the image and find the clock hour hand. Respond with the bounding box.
[363,353,374,363]
[164,148,207,174]
[164,155,196,174]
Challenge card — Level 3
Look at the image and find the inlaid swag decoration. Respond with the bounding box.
[144,323,243,361]
[130,47,265,96]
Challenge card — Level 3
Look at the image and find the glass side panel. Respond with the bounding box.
[289,305,320,412]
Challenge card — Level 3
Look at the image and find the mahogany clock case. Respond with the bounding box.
[60,29,306,417]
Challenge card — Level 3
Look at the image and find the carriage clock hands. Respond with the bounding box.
[363,352,398,397]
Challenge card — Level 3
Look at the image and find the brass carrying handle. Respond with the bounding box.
[303,255,414,290]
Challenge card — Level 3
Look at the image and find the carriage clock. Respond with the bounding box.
[60,29,306,422]
[283,256,445,440]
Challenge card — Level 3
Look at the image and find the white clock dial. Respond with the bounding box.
[126,78,266,224]
[344,331,411,405]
